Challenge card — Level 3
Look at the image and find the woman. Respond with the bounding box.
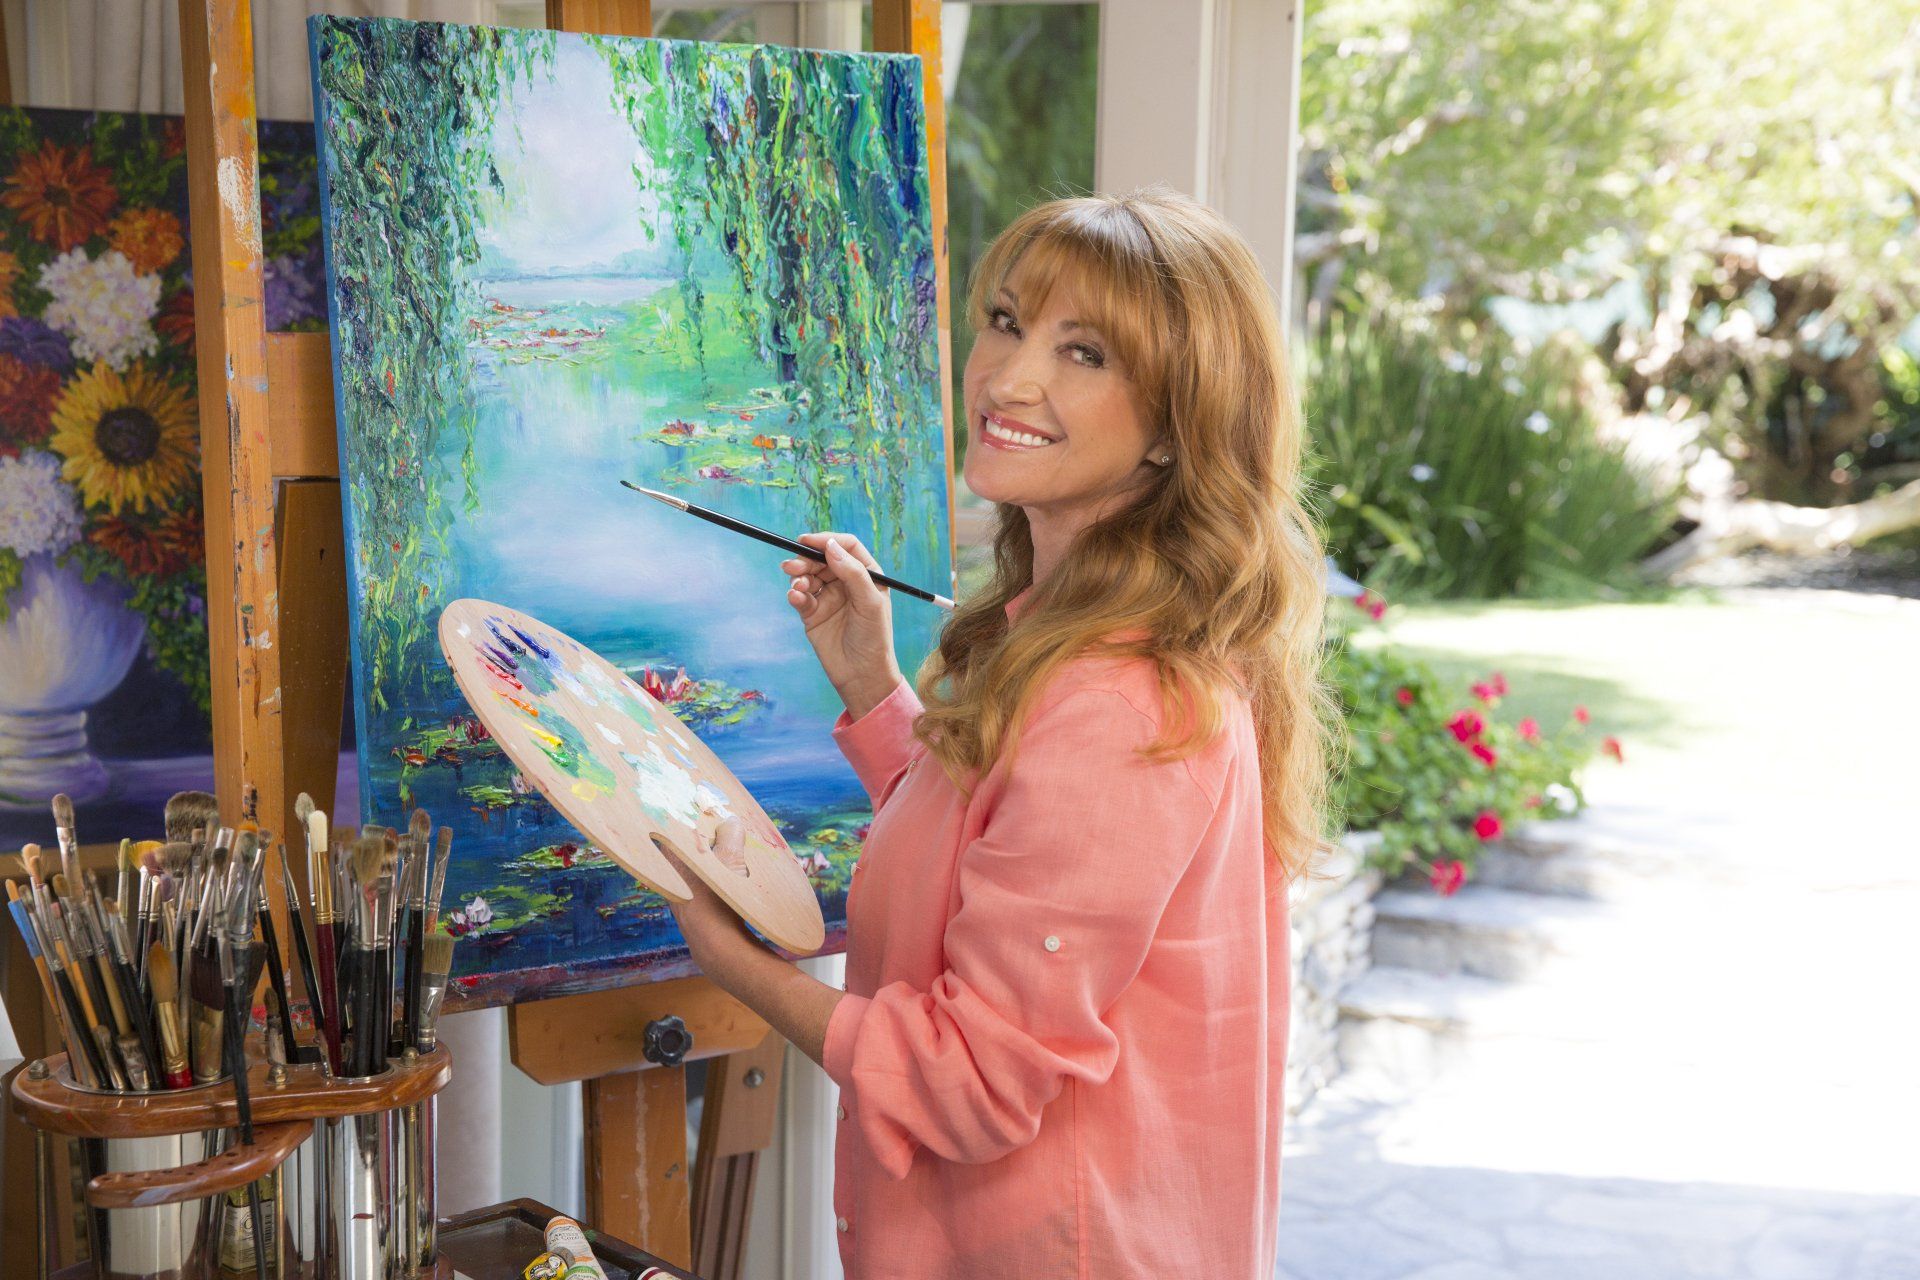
[666,188,1331,1278]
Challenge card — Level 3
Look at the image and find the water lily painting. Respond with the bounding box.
[0,107,323,841]
[310,18,951,1005]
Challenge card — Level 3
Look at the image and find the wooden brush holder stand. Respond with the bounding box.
[12,1046,451,1280]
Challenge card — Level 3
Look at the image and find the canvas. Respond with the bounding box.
[0,107,324,844]
[310,18,951,1005]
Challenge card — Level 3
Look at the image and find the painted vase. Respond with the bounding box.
[0,552,145,808]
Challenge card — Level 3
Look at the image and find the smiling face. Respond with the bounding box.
[961,275,1165,548]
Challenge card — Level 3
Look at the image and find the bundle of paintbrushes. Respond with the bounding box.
[5,791,462,1093]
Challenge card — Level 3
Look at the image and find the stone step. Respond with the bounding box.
[1334,964,1607,1084]
[1368,883,1617,981]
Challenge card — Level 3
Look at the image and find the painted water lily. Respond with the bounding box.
[48,363,197,514]
[39,248,161,370]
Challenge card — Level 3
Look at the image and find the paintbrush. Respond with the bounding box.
[301,797,345,1075]
[216,862,269,1277]
[425,825,452,933]
[103,909,162,1089]
[115,838,133,935]
[7,883,98,1087]
[52,872,130,1069]
[165,790,220,845]
[416,932,456,1053]
[33,908,108,1088]
[401,810,430,1058]
[239,824,298,1064]
[621,482,956,609]
[277,848,329,1073]
[145,942,193,1088]
[344,834,395,1076]
[47,900,125,1089]
[49,793,82,889]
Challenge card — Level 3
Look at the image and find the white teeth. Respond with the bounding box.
[984,417,1056,448]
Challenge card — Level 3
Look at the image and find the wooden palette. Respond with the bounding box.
[436,599,825,954]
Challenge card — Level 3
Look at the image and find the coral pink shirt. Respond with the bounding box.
[822,626,1290,1278]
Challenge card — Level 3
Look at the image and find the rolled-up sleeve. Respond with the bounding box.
[831,679,925,808]
[822,686,1216,1179]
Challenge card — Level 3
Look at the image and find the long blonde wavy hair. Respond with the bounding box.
[913,188,1334,884]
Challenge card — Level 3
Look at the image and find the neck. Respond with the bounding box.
[1022,504,1082,589]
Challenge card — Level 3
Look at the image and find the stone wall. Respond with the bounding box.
[1286,831,1384,1116]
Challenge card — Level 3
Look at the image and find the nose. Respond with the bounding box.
[987,334,1050,407]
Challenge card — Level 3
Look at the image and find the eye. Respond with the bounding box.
[1065,342,1106,370]
[986,305,1020,336]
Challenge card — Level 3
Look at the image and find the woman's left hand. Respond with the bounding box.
[664,816,760,978]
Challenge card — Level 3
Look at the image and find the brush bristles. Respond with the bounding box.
[21,844,46,885]
[147,943,177,1002]
[158,842,192,880]
[50,793,74,831]
[422,933,455,976]
[164,791,219,845]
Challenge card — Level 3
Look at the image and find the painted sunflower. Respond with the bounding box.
[48,363,197,514]
[1,141,119,252]
[108,208,185,275]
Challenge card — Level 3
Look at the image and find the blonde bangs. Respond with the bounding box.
[968,202,1177,414]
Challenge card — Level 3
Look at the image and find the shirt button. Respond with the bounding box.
[836,1216,850,1233]
[1044,935,1061,952]
[836,1103,847,1121]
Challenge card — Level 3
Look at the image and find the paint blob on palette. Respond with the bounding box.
[438,599,825,955]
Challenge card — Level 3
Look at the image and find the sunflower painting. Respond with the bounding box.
[0,107,325,840]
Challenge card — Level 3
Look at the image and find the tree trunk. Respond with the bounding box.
[1643,479,1920,578]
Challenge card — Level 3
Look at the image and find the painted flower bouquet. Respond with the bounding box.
[0,108,324,723]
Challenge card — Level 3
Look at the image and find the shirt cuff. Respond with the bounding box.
[830,679,923,801]
[822,991,871,1090]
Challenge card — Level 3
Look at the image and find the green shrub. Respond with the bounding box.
[1304,315,1676,599]
[1327,605,1601,891]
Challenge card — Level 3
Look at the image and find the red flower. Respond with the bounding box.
[1447,710,1485,742]
[1395,686,1415,707]
[1470,741,1497,768]
[158,506,205,568]
[1473,811,1503,841]
[1,141,119,251]
[1355,590,1388,621]
[1471,681,1499,703]
[1517,717,1541,742]
[156,289,196,357]
[0,354,63,451]
[1573,705,1591,725]
[1603,736,1624,763]
[90,516,188,577]
[1428,859,1467,896]
[1490,672,1508,697]
[1524,794,1543,809]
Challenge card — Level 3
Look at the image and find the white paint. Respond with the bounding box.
[216,155,264,258]
[595,721,624,746]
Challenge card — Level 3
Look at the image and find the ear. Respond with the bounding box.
[1146,438,1175,467]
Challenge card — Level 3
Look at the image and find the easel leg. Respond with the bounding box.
[584,1065,691,1269]
[691,1034,787,1280]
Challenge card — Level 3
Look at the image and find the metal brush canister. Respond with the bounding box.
[75,1131,223,1280]
[324,1102,394,1280]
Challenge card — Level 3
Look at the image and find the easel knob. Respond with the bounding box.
[643,1017,692,1068]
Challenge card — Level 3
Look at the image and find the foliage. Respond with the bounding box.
[312,20,555,708]
[1328,605,1596,885]
[1304,314,1676,598]
[591,36,942,543]
[1298,0,1920,505]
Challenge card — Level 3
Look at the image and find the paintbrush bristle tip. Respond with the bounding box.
[50,794,73,826]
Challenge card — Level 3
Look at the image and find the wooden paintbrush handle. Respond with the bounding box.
[84,1119,313,1209]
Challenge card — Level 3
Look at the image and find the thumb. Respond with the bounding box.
[826,539,885,613]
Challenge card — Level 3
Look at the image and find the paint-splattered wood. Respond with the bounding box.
[548,0,652,37]
[507,974,769,1086]
[11,1045,451,1138]
[585,1064,691,1269]
[179,0,285,839]
[874,0,959,589]
[438,600,826,955]
[266,332,339,479]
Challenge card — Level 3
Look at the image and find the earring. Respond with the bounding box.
[1160,454,1172,465]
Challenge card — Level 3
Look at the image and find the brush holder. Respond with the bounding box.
[75,1131,223,1280]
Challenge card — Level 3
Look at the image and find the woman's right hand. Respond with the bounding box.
[783,533,904,720]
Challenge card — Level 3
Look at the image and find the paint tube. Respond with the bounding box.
[543,1216,608,1280]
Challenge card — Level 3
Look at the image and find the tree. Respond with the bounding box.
[1298,0,1920,514]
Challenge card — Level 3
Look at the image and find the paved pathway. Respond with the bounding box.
[1277,589,1920,1280]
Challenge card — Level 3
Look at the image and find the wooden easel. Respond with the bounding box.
[171,0,955,1275]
